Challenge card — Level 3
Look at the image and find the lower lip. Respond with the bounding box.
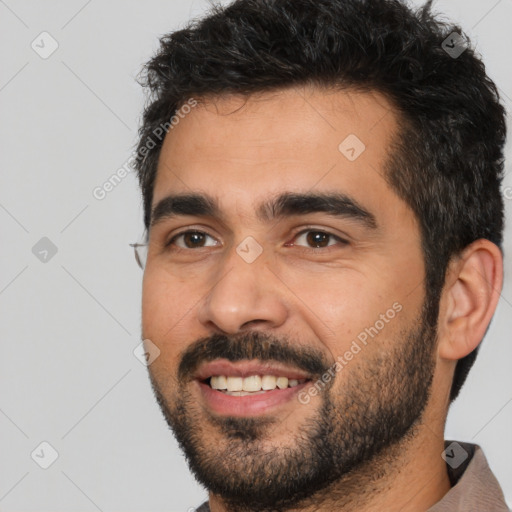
[196,380,310,416]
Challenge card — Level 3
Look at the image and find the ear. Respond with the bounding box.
[437,239,503,361]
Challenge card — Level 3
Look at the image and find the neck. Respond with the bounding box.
[208,422,451,512]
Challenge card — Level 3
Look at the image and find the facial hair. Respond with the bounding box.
[147,305,437,511]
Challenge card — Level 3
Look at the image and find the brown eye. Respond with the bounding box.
[167,231,219,249]
[292,230,346,249]
[305,231,331,248]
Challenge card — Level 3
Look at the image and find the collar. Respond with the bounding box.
[427,441,509,511]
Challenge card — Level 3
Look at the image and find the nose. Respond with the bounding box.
[197,245,289,334]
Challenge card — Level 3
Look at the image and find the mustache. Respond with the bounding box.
[178,331,331,383]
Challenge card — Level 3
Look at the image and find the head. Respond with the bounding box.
[135,0,505,508]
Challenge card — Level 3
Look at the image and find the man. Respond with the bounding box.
[132,0,509,510]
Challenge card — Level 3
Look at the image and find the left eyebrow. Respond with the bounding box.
[257,191,377,229]
[150,191,377,230]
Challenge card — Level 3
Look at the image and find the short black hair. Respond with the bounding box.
[134,0,507,402]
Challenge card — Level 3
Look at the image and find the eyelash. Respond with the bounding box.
[164,227,349,254]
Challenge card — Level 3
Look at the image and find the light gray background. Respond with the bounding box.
[0,0,511,510]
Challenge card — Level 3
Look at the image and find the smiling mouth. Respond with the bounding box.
[202,375,309,396]
[193,359,315,415]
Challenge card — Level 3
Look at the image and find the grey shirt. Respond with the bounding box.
[194,441,509,511]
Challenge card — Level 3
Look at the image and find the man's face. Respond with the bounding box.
[142,87,437,508]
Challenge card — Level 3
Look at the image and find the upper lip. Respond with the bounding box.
[194,359,312,381]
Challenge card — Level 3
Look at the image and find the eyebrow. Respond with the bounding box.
[150,191,377,230]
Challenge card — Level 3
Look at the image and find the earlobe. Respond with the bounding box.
[438,239,503,361]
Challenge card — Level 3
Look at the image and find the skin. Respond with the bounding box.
[141,86,503,511]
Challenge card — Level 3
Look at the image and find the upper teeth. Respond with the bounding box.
[210,375,305,392]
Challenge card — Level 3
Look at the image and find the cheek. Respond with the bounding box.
[280,261,419,360]
[141,268,196,358]
[275,265,387,351]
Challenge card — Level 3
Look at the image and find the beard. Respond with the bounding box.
[147,302,437,511]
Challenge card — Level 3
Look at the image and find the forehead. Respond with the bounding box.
[152,86,403,224]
